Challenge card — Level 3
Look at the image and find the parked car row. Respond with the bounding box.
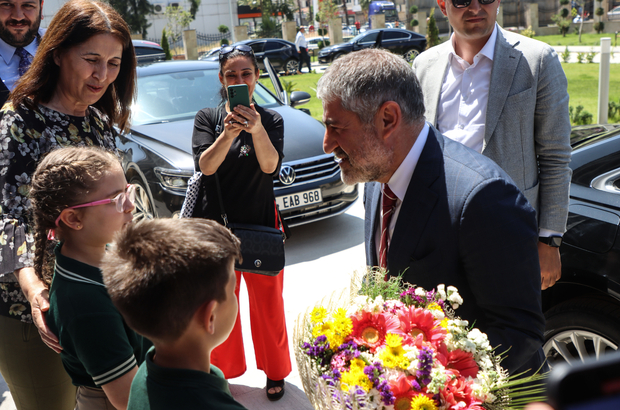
[200,39,300,73]
[318,28,426,64]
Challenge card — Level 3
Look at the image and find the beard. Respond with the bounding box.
[337,124,394,185]
[0,16,41,48]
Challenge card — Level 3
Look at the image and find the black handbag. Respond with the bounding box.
[214,173,285,276]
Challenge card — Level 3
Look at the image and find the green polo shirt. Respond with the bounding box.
[128,346,247,410]
[46,243,151,388]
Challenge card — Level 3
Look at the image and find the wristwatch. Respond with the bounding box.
[539,236,562,248]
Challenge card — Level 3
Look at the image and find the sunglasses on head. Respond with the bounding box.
[219,44,254,61]
[451,0,496,8]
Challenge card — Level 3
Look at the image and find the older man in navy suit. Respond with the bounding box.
[317,48,545,375]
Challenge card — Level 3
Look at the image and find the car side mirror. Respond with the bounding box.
[290,91,311,107]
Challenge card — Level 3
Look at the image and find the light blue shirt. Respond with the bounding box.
[0,28,44,91]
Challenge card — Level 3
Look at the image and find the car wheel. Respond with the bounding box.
[285,58,298,73]
[543,297,620,369]
[403,48,420,63]
[131,178,155,222]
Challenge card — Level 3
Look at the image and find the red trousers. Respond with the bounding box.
[210,269,292,380]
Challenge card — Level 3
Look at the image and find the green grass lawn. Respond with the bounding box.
[536,32,620,47]
[259,72,324,122]
[259,62,620,125]
[563,63,620,123]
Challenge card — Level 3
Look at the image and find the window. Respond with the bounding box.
[383,31,409,41]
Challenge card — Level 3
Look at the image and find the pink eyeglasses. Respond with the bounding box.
[54,184,136,227]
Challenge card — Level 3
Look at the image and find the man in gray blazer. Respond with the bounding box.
[413,0,572,290]
[317,48,544,375]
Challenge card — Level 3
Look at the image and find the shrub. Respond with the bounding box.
[318,39,330,48]
[426,9,440,49]
[561,46,570,63]
[576,52,585,63]
[586,49,596,63]
[410,5,418,14]
[218,25,229,34]
[552,13,571,37]
[560,0,569,4]
[410,19,419,27]
[609,100,620,122]
[569,105,593,125]
[594,21,605,34]
[595,7,604,16]
[161,29,172,60]
[521,26,536,38]
[220,38,229,46]
[560,8,570,18]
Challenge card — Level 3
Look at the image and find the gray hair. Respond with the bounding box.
[316,48,425,125]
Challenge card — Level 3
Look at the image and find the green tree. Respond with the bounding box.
[316,0,339,32]
[109,0,152,38]
[164,5,193,40]
[426,8,440,49]
[189,0,201,19]
[161,29,172,60]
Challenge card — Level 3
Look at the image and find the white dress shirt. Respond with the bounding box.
[295,31,308,51]
[0,28,43,91]
[374,122,430,261]
[436,25,498,154]
[436,24,559,238]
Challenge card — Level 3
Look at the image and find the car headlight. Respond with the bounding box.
[154,167,193,192]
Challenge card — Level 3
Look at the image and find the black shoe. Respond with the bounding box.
[266,378,285,401]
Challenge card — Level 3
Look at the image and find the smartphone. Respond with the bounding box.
[547,353,620,410]
[227,84,250,110]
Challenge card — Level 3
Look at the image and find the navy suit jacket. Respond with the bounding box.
[364,126,545,374]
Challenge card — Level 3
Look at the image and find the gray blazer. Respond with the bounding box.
[413,28,572,233]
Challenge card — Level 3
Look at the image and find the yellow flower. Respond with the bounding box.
[310,306,327,324]
[10,123,24,142]
[439,317,449,329]
[333,308,353,338]
[379,334,410,369]
[410,394,437,410]
[340,358,372,392]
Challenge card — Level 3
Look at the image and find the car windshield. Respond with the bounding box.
[348,32,368,43]
[132,69,281,125]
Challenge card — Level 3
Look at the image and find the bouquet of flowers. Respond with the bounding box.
[294,270,544,410]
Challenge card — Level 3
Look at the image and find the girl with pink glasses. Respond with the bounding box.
[29,146,151,410]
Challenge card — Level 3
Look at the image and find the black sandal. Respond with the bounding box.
[266,377,285,401]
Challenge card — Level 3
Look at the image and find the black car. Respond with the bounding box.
[132,40,165,64]
[318,28,426,64]
[201,39,300,73]
[542,124,620,368]
[118,59,358,226]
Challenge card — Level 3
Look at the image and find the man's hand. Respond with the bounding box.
[14,267,62,353]
[538,242,562,290]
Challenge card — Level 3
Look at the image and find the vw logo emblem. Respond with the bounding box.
[279,165,296,185]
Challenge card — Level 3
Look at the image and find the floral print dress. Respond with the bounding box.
[0,101,117,322]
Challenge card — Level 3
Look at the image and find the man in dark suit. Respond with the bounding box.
[316,48,545,375]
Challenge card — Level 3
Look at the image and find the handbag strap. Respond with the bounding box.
[211,104,230,227]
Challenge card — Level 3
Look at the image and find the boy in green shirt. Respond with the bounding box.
[101,218,247,410]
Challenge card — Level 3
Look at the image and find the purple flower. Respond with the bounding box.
[363,362,395,405]
[416,346,433,387]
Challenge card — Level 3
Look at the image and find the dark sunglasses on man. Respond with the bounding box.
[451,0,496,8]
[219,44,254,61]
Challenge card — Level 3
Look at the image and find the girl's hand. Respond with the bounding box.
[232,103,264,135]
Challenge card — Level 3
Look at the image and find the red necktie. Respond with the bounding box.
[379,185,397,269]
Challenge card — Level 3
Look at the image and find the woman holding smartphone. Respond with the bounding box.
[191,45,290,401]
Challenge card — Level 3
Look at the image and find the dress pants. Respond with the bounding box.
[210,269,291,380]
[298,47,311,73]
[0,315,76,410]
